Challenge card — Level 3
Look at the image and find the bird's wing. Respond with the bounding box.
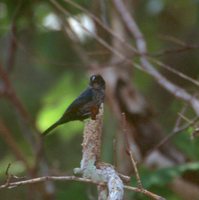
[68,88,92,109]
[63,87,93,115]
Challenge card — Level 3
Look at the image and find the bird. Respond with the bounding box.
[42,74,105,136]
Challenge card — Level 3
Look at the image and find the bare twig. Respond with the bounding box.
[128,150,143,189]
[173,105,188,132]
[122,113,143,189]
[159,35,193,46]
[5,163,12,177]
[150,58,199,87]
[177,112,199,140]
[124,185,166,200]
[151,44,199,57]
[0,175,96,189]
[0,174,165,200]
[3,163,27,189]
[157,34,199,60]
[146,116,199,158]
[4,163,12,187]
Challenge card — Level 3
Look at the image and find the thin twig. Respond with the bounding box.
[158,35,193,46]
[150,58,199,87]
[173,105,188,132]
[121,113,143,189]
[124,185,166,200]
[151,45,199,57]
[5,163,12,177]
[0,175,165,200]
[146,116,199,158]
[128,150,143,189]
[157,34,199,58]
[4,163,12,188]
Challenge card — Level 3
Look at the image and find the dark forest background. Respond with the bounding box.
[0,0,199,199]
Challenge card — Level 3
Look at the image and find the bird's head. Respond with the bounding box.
[89,75,105,89]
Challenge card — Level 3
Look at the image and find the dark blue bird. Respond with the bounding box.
[42,75,105,136]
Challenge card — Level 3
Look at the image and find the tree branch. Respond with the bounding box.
[0,174,165,200]
[73,105,124,200]
[113,0,199,115]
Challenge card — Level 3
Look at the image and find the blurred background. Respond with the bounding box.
[0,0,199,199]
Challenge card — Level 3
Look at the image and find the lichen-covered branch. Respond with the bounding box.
[74,104,124,200]
[80,104,104,170]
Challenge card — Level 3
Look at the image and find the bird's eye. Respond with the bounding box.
[91,76,96,82]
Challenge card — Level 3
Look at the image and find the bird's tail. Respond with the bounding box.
[42,121,60,136]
